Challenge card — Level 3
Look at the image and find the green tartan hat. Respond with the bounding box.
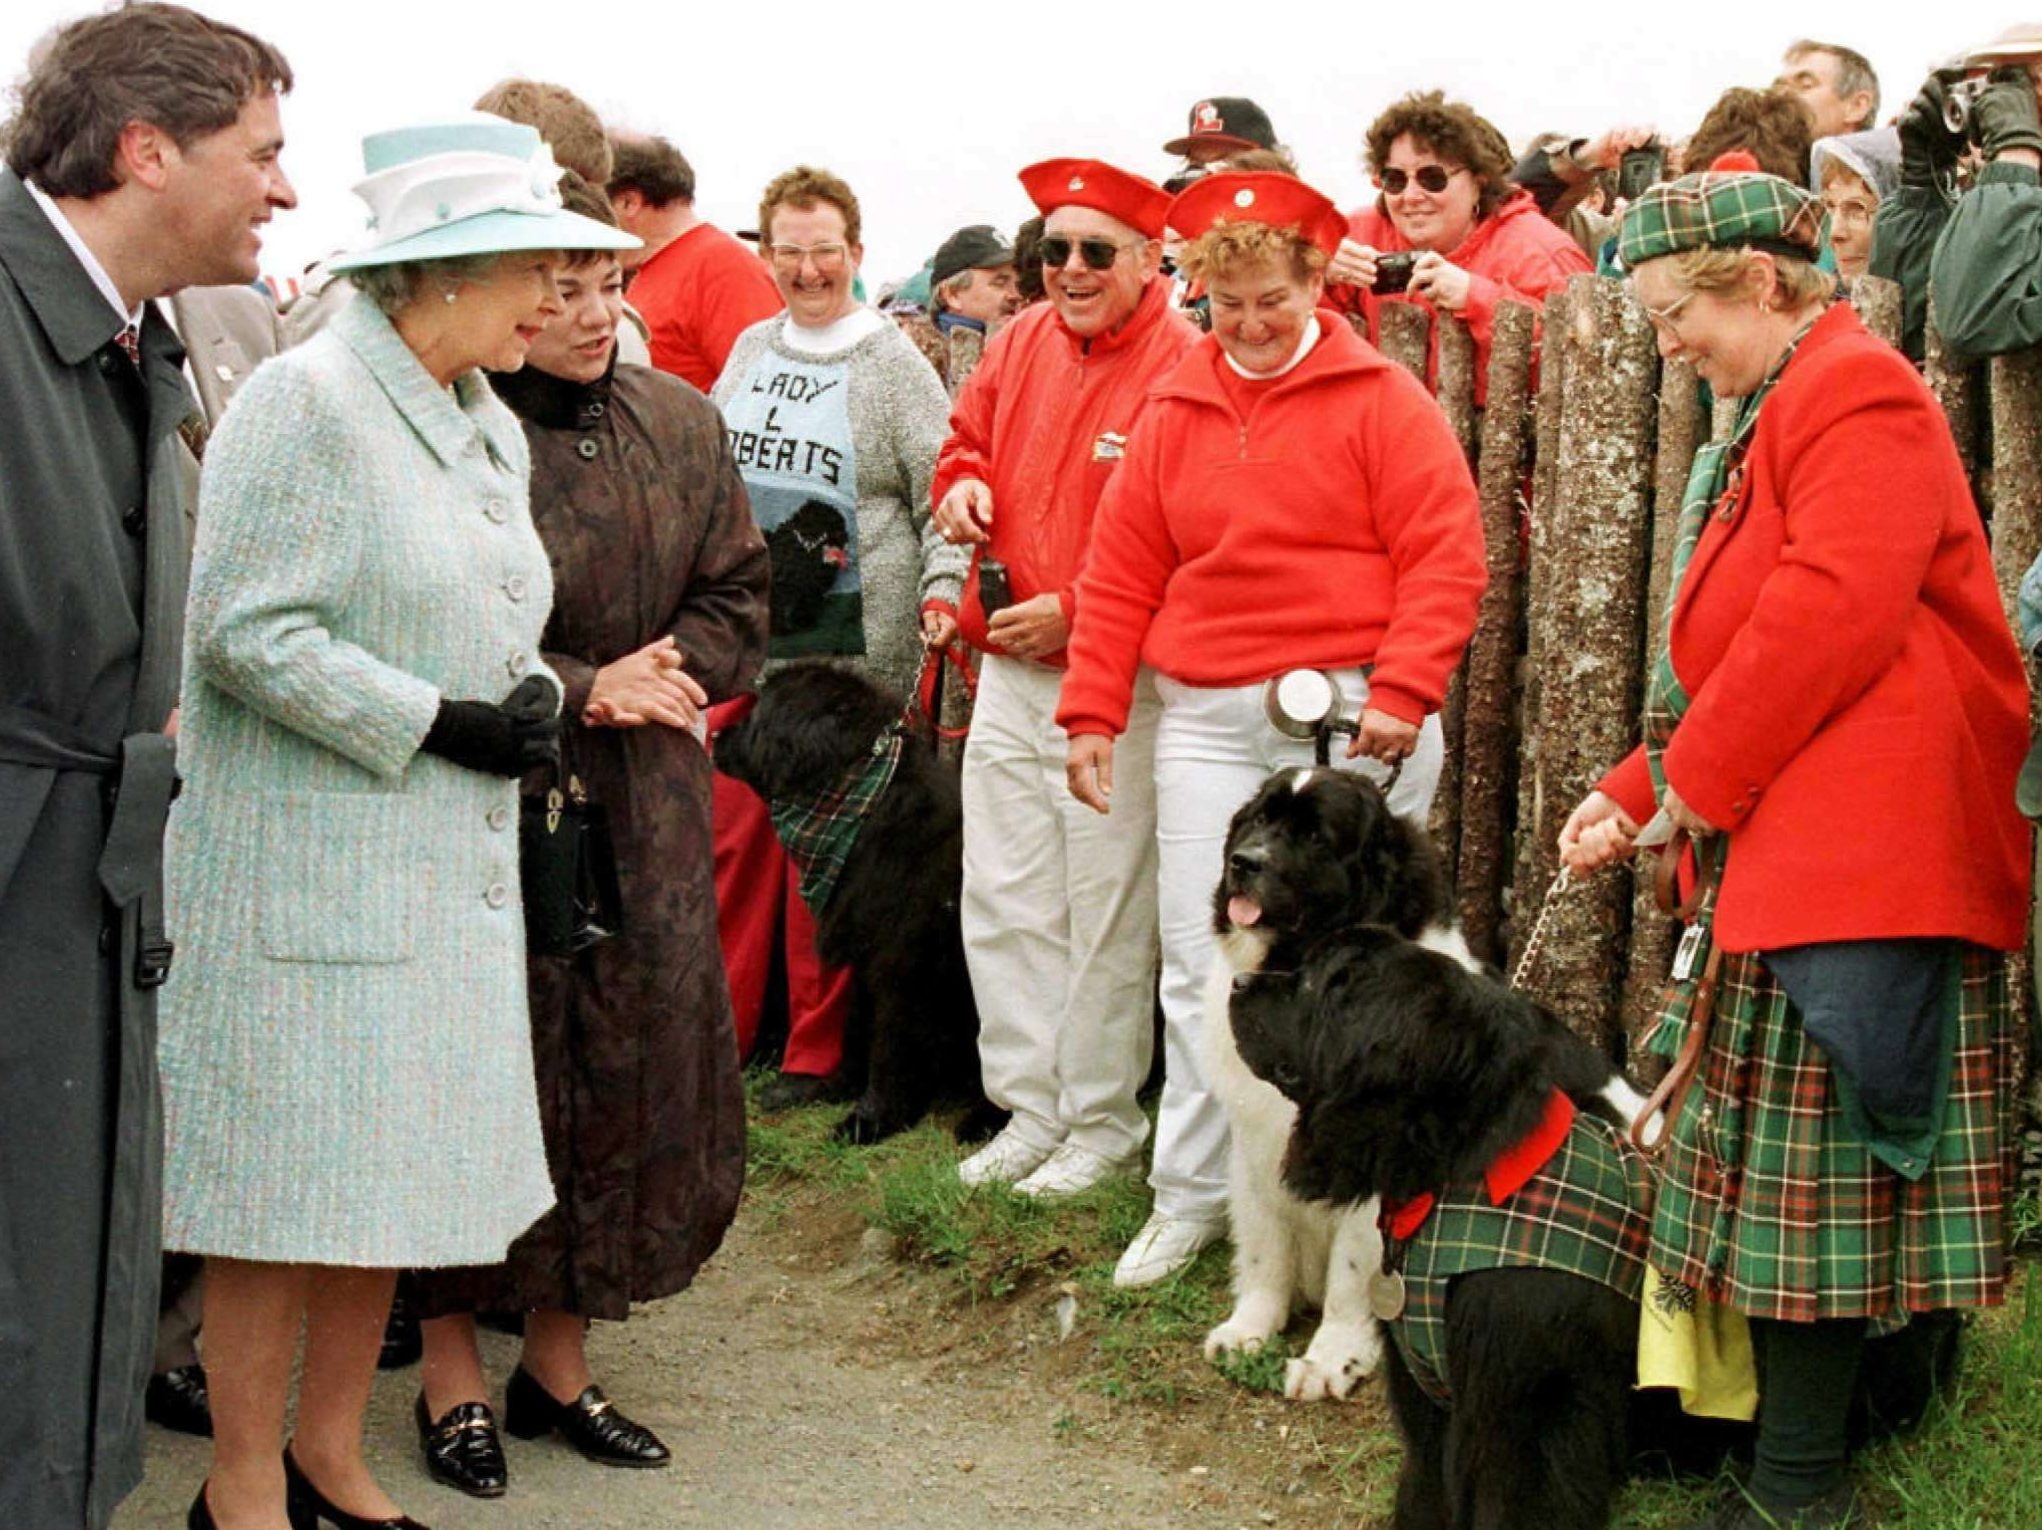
[1617,170,1828,269]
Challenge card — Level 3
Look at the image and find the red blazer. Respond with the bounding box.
[1599,304,2030,952]
[1057,315,1485,737]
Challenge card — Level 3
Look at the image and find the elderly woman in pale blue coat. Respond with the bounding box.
[158,117,637,1530]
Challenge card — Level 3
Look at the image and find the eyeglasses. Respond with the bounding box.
[1038,235,1132,271]
[1377,165,1463,196]
[1639,288,1697,336]
[768,242,849,271]
[1822,199,1876,229]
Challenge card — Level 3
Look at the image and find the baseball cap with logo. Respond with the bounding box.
[931,224,1016,286]
[1163,97,1278,158]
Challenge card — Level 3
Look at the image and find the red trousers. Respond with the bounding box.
[709,700,851,1077]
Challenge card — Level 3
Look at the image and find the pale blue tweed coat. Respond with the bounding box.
[159,298,556,1267]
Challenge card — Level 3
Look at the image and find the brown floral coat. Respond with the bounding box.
[415,362,769,1320]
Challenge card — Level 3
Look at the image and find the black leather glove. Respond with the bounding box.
[421,676,562,776]
[1976,68,2042,161]
[1897,73,1969,187]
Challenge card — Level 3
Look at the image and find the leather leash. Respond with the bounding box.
[1632,826,1723,1157]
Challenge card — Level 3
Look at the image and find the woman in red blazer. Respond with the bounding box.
[1561,169,2030,1530]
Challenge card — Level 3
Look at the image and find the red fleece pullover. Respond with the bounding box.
[630,222,784,394]
[932,278,1199,665]
[1057,315,1486,737]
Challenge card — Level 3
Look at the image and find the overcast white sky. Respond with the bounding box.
[0,1,2015,288]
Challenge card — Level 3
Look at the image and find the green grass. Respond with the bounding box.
[745,1086,2042,1528]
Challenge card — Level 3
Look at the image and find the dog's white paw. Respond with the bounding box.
[1283,1322,1380,1401]
[1203,1318,1275,1361]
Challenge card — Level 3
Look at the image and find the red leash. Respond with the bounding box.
[908,638,978,741]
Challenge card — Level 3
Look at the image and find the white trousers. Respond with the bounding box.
[961,655,1161,1156]
[1148,670,1444,1218]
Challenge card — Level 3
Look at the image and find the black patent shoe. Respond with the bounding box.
[283,1447,431,1529]
[502,1365,671,1468]
[415,1393,508,1498]
[148,1362,214,1436]
[190,1477,315,1530]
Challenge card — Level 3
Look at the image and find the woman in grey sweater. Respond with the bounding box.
[708,164,965,1108]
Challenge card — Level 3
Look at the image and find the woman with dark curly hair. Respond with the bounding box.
[1327,89,1590,397]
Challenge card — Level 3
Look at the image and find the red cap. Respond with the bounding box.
[1018,158,1172,240]
[1165,172,1346,256]
[1707,149,1763,174]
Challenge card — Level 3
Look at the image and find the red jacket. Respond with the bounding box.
[1057,314,1486,737]
[1598,304,2030,952]
[1337,190,1590,403]
[630,222,783,394]
[932,278,1199,664]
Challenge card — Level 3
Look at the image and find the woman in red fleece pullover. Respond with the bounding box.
[1058,172,1485,1273]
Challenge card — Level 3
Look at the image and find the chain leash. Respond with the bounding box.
[1507,866,1574,992]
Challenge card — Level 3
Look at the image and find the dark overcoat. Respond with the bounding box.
[0,169,195,1529]
[415,361,768,1320]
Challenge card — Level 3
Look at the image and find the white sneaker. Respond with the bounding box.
[958,1123,1057,1188]
[1112,1210,1227,1289]
[1012,1142,1142,1200]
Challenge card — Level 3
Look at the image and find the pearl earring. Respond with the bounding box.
[443,289,459,305]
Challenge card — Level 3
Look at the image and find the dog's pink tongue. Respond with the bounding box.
[1228,895,1263,928]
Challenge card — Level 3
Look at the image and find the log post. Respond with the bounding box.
[1851,275,1903,351]
[1378,302,1432,384]
[1512,287,1572,946]
[1618,357,1705,1074]
[1927,316,1988,515]
[1512,275,1658,1048]
[1453,302,1536,964]
[945,326,985,394]
[1426,318,1481,867]
[1989,350,2042,631]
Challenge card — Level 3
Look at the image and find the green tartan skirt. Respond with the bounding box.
[1649,945,2018,1323]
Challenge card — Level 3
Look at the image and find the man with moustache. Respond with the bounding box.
[0,7,294,1524]
[932,160,1205,1283]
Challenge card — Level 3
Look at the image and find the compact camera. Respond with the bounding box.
[977,556,1013,618]
[1371,251,1418,295]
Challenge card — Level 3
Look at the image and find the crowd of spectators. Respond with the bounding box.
[7,8,2042,1530]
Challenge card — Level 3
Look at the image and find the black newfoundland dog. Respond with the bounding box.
[713,662,992,1144]
[1218,770,1950,1527]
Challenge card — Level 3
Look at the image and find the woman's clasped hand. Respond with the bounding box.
[585,634,707,729]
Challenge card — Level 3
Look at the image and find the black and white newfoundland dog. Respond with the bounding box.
[1202,767,1645,1409]
[713,662,994,1145]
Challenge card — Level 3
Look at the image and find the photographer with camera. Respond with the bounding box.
[1871,27,2042,360]
[1326,90,1591,403]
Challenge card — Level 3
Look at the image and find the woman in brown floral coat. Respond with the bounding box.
[410,178,769,1499]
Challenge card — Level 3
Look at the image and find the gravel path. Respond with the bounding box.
[115,1213,1256,1529]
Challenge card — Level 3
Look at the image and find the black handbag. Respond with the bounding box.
[519,765,624,957]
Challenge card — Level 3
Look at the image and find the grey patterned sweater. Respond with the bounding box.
[713,311,965,703]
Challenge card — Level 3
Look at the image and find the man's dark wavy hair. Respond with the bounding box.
[5,3,292,198]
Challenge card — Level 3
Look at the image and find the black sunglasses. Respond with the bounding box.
[1378,165,1460,196]
[1038,235,1128,271]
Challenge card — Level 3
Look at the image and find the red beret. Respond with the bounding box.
[1018,158,1172,240]
[1166,172,1346,256]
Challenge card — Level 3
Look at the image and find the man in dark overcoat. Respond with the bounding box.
[0,7,294,1525]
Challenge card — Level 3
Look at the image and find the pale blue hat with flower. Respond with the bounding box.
[329,114,639,273]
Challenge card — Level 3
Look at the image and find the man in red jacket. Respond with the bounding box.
[931,159,1199,1214]
[607,134,781,392]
